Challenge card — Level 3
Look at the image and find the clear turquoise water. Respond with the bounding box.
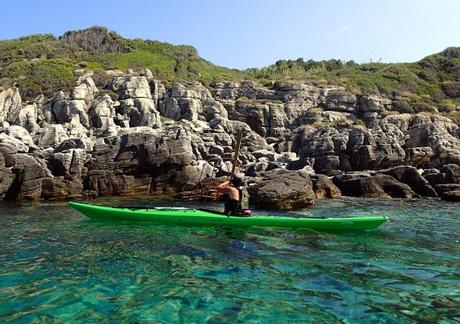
[0,198,459,323]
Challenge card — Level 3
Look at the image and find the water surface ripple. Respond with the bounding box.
[0,198,459,322]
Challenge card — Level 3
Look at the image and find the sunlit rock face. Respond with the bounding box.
[0,71,459,204]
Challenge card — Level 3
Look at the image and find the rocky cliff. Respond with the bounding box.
[1,68,459,207]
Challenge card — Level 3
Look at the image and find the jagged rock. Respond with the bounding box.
[209,118,270,152]
[118,98,161,127]
[16,103,40,133]
[406,147,435,167]
[41,177,83,199]
[171,82,213,101]
[6,154,47,200]
[0,88,22,124]
[406,115,460,166]
[424,164,460,186]
[150,79,166,105]
[276,152,299,164]
[212,81,241,99]
[73,75,99,101]
[203,100,228,121]
[253,149,276,161]
[230,101,288,138]
[89,94,116,129]
[1,75,459,203]
[84,170,114,195]
[162,97,202,121]
[110,175,151,196]
[50,91,90,128]
[357,95,391,121]
[380,166,437,197]
[36,124,69,148]
[139,68,154,79]
[160,82,216,122]
[335,174,415,198]
[347,124,405,170]
[325,89,356,112]
[109,76,161,127]
[4,125,35,148]
[311,174,341,199]
[174,160,215,188]
[208,145,224,155]
[49,148,87,180]
[110,76,152,99]
[249,169,315,210]
[0,133,29,157]
[55,138,93,152]
[322,111,356,124]
[313,155,340,174]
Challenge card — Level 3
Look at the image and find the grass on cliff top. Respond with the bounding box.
[0,27,242,99]
[244,51,460,118]
[0,26,459,125]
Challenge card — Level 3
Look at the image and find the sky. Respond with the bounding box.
[1,0,459,69]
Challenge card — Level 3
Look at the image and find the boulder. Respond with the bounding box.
[311,174,341,199]
[249,170,315,210]
[335,174,415,198]
[380,166,437,197]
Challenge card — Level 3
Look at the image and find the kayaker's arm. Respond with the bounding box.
[216,180,231,191]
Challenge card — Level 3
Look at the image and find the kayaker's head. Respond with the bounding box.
[230,176,245,188]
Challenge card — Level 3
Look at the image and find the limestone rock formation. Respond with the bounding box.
[249,170,316,210]
[0,71,458,205]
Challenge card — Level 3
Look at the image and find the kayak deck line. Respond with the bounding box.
[68,201,389,231]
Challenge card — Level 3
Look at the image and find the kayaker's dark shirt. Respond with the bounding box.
[224,195,242,216]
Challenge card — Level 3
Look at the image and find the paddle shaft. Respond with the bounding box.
[230,130,244,179]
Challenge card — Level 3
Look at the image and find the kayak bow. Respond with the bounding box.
[68,202,388,231]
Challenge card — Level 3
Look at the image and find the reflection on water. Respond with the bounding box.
[0,198,459,322]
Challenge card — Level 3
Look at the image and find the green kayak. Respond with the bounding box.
[68,202,388,231]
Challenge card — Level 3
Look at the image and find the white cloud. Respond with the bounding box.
[339,24,351,33]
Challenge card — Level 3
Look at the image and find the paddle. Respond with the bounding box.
[230,129,244,179]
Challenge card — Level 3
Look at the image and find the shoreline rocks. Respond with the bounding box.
[0,70,459,206]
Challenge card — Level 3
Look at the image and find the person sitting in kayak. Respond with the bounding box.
[216,177,250,216]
